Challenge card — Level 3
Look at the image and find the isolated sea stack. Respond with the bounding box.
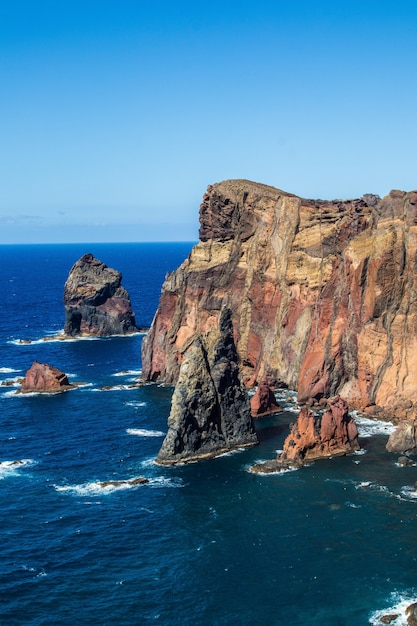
[250,377,282,417]
[64,254,137,336]
[142,179,417,426]
[19,361,74,394]
[156,307,258,465]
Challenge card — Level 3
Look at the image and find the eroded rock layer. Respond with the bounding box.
[156,308,258,465]
[142,179,417,420]
[64,254,137,336]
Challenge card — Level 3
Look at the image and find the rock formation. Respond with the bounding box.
[386,420,417,454]
[64,254,137,336]
[252,396,359,472]
[142,179,417,424]
[156,307,258,465]
[250,377,282,417]
[19,361,74,393]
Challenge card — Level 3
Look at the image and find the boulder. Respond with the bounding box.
[386,420,417,454]
[156,307,258,465]
[19,361,73,393]
[250,377,282,417]
[64,253,137,336]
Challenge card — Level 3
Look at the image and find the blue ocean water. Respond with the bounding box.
[1,243,416,626]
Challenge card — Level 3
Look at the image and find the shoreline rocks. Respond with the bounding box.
[64,253,137,337]
[156,307,258,465]
[18,361,74,394]
[252,396,359,472]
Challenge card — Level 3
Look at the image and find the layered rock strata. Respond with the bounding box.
[19,361,74,393]
[156,307,258,465]
[142,179,417,422]
[64,254,137,336]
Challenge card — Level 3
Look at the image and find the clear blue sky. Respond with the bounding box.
[1,0,417,243]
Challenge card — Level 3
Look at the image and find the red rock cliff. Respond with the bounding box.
[142,179,417,419]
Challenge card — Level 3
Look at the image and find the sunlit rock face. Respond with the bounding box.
[142,179,417,422]
[64,254,137,336]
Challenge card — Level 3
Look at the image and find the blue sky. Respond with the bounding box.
[1,0,417,243]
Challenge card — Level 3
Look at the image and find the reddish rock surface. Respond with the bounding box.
[142,179,417,423]
[19,361,73,393]
[279,396,360,464]
[250,378,282,417]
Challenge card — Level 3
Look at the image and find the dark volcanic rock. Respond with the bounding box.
[250,377,282,417]
[19,361,73,393]
[64,253,137,336]
[156,307,258,465]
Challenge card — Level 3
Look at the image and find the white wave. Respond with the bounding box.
[355,415,396,438]
[0,459,36,479]
[147,476,184,489]
[369,592,417,625]
[9,334,102,346]
[140,458,157,468]
[399,486,417,502]
[112,369,142,377]
[125,401,147,408]
[0,377,21,387]
[126,428,165,437]
[92,385,137,392]
[0,367,21,374]
[54,476,149,497]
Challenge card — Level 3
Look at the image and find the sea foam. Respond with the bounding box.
[369,592,417,625]
[126,428,165,437]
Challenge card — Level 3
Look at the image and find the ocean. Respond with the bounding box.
[1,243,416,626]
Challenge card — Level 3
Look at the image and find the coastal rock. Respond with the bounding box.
[141,179,417,427]
[386,420,417,454]
[253,396,359,471]
[64,253,137,336]
[156,307,258,465]
[19,361,73,393]
[279,396,360,464]
[250,377,282,417]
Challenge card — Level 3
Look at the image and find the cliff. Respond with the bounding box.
[64,254,137,336]
[156,307,258,465]
[142,179,417,420]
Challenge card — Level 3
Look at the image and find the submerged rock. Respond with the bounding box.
[156,307,258,465]
[63,253,137,336]
[19,361,74,394]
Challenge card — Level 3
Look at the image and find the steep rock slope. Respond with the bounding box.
[142,179,417,419]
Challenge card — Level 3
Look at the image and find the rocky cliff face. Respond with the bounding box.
[156,307,258,465]
[64,254,137,336]
[142,179,417,421]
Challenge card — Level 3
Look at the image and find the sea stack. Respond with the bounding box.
[142,179,417,426]
[250,377,282,417]
[19,361,74,393]
[252,396,360,473]
[63,254,137,336]
[156,307,258,465]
